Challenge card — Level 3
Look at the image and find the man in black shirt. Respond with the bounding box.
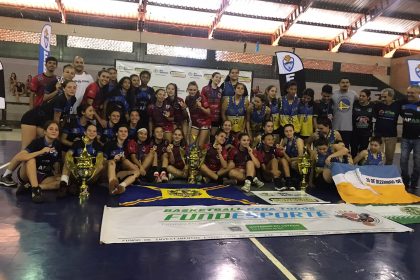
[400,85,420,189]
[373,88,400,165]
[351,89,374,157]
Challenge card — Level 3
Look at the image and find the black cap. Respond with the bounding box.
[322,84,332,94]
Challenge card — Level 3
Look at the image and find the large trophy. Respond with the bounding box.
[66,136,99,201]
[297,147,312,192]
[187,135,206,184]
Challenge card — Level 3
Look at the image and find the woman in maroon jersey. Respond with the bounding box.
[200,129,230,183]
[201,72,223,135]
[227,133,264,192]
[165,83,189,142]
[148,89,174,143]
[166,128,188,180]
[126,127,152,178]
[185,81,211,147]
[149,126,169,183]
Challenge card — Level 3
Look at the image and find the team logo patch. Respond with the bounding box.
[337,97,351,112]
[282,55,294,72]
[43,29,50,49]
[416,64,420,79]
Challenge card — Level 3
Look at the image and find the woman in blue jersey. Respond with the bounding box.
[104,76,131,122]
[264,85,281,137]
[280,124,304,172]
[128,71,154,129]
[221,83,249,135]
[221,68,240,99]
[60,104,95,152]
[307,117,342,148]
[298,88,315,140]
[247,93,270,147]
[98,109,121,146]
[58,123,104,197]
[354,137,385,166]
[279,81,300,136]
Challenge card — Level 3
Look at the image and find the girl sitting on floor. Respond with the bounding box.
[98,109,121,146]
[127,110,141,140]
[59,123,104,197]
[281,124,304,172]
[353,136,385,166]
[2,121,62,203]
[166,128,188,180]
[200,129,230,184]
[126,128,152,179]
[227,133,264,192]
[148,126,169,183]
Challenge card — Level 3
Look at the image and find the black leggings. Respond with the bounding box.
[350,132,370,158]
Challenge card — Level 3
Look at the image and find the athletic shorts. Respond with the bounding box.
[21,109,48,127]
[17,166,53,184]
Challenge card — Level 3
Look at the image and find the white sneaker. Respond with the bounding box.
[241,180,251,192]
[168,173,174,181]
[288,186,296,191]
[252,177,264,188]
[275,186,288,191]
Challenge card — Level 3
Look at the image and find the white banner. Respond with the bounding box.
[115,60,253,100]
[407,60,420,86]
[100,204,412,244]
[252,191,329,204]
[363,205,420,225]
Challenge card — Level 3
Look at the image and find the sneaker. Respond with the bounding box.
[153,171,162,183]
[275,186,288,191]
[168,173,174,181]
[252,177,265,189]
[0,174,17,188]
[31,187,44,203]
[288,186,296,191]
[16,183,30,196]
[241,180,251,192]
[57,181,68,198]
[109,179,120,195]
[160,171,169,183]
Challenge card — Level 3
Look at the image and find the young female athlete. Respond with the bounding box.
[201,72,223,135]
[60,104,95,152]
[222,83,249,136]
[104,76,131,122]
[20,80,76,149]
[265,85,281,137]
[149,126,170,183]
[59,123,104,197]
[279,80,300,136]
[281,124,304,172]
[3,121,62,203]
[185,81,211,147]
[227,133,264,192]
[200,129,230,183]
[103,124,140,195]
[247,93,271,146]
[166,83,189,141]
[148,89,174,143]
[353,136,385,166]
[298,88,315,139]
[166,128,188,180]
[127,110,141,140]
[98,109,121,146]
[126,127,152,179]
[221,68,240,98]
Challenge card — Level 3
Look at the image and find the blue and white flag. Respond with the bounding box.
[38,24,52,74]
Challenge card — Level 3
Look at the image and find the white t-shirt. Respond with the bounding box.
[71,72,94,114]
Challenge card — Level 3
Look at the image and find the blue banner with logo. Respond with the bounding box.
[407,60,420,86]
[0,61,4,109]
[38,24,52,74]
[276,51,306,97]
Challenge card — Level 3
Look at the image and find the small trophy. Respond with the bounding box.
[298,147,312,192]
[187,135,206,184]
[66,136,97,201]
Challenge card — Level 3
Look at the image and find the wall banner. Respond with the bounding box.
[275,51,306,96]
[38,24,52,74]
[115,60,253,100]
[0,61,5,109]
[100,204,411,244]
[407,60,420,86]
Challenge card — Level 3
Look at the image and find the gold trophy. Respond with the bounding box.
[187,135,206,184]
[66,136,98,201]
[298,147,312,192]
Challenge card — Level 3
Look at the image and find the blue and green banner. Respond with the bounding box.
[38,24,52,74]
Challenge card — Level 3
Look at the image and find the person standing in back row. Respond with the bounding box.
[71,56,94,114]
[332,77,357,149]
[351,89,374,158]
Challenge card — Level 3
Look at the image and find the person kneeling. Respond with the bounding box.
[166,128,188,180]
[353,136,385,166]
[104,124,140,195]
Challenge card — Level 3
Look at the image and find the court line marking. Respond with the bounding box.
[249,237,297,280]
[0,162,10,170]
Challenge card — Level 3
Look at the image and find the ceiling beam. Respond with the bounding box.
[55,0,66,24]
[271,0,314,46]
[209,0,230,39]
[383,24,420,58]
[137,0,147,32]
[328,0,397,52]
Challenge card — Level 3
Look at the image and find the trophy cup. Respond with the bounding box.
[297,147,312,192]
[66,136,97,201]
[187,135,206,184]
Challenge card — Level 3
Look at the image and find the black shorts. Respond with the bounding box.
[21,109,47,127]
[211,121,221,128]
